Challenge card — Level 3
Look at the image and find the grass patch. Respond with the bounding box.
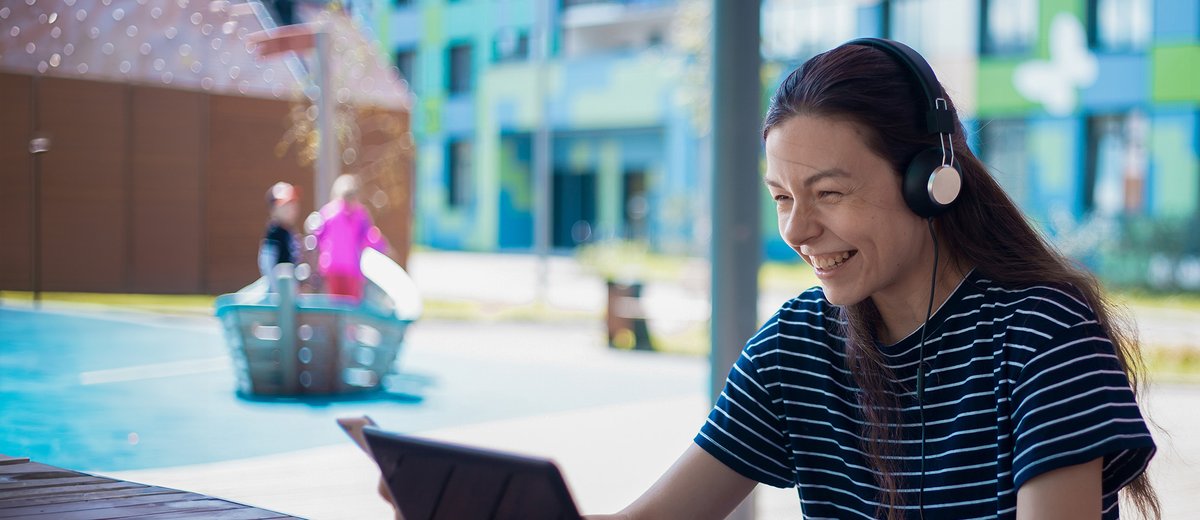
[1113,290,1200,312]
[644,322,710,357]
[1144,345,1200,384]
[1,291,215,314]
[1,290,595,323]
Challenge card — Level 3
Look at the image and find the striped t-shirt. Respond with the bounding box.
[696,270,1155,519]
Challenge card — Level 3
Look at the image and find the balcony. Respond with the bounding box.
[559,0,676,57]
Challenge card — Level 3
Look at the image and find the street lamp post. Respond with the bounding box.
[29,134,51,308]
[532,0,554,304]
[314,27,338,208]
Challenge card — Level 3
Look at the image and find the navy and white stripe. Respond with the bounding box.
[696,270,1155,519]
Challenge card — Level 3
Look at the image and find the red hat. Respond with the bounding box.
[266,181,299,208]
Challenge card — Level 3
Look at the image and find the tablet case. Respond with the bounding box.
[363,426,583,520]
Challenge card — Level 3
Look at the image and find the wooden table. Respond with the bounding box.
[0,454,299,519]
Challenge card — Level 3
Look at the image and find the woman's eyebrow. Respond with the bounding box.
[803,168,850,188]
[764,168,849,189]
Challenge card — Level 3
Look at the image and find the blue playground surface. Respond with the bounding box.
[0,305,703,473]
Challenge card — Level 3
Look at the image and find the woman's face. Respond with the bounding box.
[764,115,933,308]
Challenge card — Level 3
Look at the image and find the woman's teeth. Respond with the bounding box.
[810,251,852,270]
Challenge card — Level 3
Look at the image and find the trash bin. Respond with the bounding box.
[605,280,653,351]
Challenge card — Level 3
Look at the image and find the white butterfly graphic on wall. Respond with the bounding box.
[1013,14,1098,116]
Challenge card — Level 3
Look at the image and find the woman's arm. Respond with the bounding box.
[586,443,757,520]
[1015,457,1102,520]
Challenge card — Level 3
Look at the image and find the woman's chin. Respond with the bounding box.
[821,287,866,307]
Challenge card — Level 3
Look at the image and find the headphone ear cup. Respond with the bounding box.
[904,148,962,218]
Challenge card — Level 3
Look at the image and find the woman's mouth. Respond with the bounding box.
[806,250,857,271]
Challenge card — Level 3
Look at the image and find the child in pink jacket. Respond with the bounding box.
[315,174,388,301]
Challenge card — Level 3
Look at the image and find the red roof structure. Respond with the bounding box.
[0,0,411,109]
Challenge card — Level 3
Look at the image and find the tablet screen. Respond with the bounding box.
[363,427,583,520]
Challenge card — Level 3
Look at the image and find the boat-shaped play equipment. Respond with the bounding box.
[214,248,421,396]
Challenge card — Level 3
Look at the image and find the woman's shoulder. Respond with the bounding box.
[742,286,844,369]
[970,274,1096,321]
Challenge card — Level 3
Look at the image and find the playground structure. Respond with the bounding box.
[214,249,421,396]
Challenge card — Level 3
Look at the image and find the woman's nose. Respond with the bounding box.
[781,204,819,248]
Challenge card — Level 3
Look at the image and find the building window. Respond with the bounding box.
[446,139,473,208]
[1085,111,1148,216]
[493,29,530,62]
[979,119,1031,207]
[761,0,857,60]
[394,47,416,88]
[447,43,473,95]
[889,0,973,55]
[1089,0,1151,51]
[981,0,1037,55]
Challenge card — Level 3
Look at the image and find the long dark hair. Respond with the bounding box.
[762,43,1159,519]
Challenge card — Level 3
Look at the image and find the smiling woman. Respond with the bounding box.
[763,116,953,319]
[587,38,1160,520]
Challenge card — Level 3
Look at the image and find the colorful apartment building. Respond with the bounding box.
[366,0,702,255]
[364,0,1199,288]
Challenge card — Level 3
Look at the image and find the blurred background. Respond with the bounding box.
[1,0,1198,519]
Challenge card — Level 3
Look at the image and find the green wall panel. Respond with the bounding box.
[1151,119,1199,216]
[568,56,669,128]
[977,60,1038,116]
[598,140,622,238]
[483,64,560,128]
[1152,44,1200,102]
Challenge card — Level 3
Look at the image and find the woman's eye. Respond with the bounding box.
[817,191,842,199]
[773,194,791,202]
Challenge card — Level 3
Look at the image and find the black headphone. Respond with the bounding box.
[846,38,963,218]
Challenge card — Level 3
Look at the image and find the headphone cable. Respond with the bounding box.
[916,217,939,520]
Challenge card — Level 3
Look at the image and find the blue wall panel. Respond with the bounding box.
[388,9,421,47]
[498,189,534,249]
[1025,116,1084,224]
[442,97,477,135]
[1080,54,1149,110]
[1154,0,1200,41]
[855,3,885,37]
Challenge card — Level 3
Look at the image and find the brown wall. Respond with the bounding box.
[131,86,206,293]
[0,74,32,291]
[38,77,129,293]
[0,72,412,295]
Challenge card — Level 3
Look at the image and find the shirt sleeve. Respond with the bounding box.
[259,237,279,279]
[366,224,388,253]
[694,313,796,488]
[1009,315,1156,495]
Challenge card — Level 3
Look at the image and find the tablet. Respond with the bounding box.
[363,426,583,520]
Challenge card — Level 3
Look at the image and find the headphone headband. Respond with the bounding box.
[845,38,955,136]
